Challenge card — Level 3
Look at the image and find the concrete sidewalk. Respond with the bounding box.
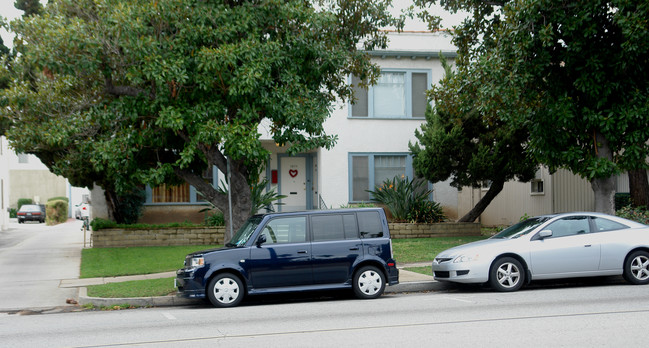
[61,263,441,308]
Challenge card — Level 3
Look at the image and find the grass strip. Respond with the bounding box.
[87,277,176,298]
[392,236,486,263]
[404,266,433,276]
[81,245,216,278]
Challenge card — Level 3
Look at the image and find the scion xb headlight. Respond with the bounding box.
[453,254,479,263]
[188,256,205,269]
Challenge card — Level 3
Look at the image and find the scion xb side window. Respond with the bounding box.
[358,211,383,238]
[262,217,307,244]
[312,214,359,241]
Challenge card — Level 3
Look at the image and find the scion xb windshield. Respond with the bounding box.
[492,217,551,239]
[226,216,263,247]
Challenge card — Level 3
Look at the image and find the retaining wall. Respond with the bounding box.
[92,223,480,248]
[93,226,226,248]
[389,222,481,238]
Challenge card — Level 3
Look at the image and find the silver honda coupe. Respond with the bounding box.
[432,212,649,291]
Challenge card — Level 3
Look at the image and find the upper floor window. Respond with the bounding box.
[350,69,431,119]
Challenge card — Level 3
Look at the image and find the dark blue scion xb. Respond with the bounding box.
[176,208,399,307]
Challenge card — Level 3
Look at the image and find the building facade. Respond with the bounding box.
[0,137,10,230]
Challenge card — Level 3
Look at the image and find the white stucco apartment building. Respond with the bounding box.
[0,136,10,230]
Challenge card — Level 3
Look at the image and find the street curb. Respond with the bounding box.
[77,280,444,308]
[77,287,203,308]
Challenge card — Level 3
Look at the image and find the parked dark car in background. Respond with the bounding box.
[432,212,649,291]
[176,208,399,308]
[17,204,46,223]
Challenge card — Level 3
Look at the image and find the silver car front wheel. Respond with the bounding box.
[489,257,525,292]
[624,251,649,285]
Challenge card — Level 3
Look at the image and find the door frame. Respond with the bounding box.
[277,153,316,212]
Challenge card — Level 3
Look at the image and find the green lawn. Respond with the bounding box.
[87,278,177,298]
[81,245,216,278]
[392,236,487,263]
[82,236,489,298]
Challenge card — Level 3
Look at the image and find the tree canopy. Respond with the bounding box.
[415,0,649,214]
[410,58,538,222]
[1,0,402,234]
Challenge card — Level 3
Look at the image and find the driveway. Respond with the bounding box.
[0,219,84,311]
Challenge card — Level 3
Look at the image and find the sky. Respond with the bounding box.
[0,0,465,49]
[1,0,24,49]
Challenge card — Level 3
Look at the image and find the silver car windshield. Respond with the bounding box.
[492,217,551,239]
[226,216,262,247]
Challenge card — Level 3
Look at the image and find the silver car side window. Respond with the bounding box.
[545,216,590,238]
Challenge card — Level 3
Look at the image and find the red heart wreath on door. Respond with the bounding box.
[289,169,298,178]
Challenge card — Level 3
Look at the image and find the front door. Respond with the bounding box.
[529,216,600,276]
[248,215,313,288]
[280,156,307,211]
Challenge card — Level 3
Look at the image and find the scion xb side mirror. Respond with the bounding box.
[256,234,267,247]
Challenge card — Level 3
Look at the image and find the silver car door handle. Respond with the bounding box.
[584,244,592,247]
[297,250,308,254]
[349,247,359,251]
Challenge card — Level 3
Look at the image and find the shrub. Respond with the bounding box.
[367,176,446,223]
[616,206,649,225]
[615,193,631,210]
[17,198,33,210]
[205,211,225,226]
[340,202,376,208]
[9,208,17,218]
[90,218,207,230]
[114,188,147,224]
[48,196,69,203]
[407,200,445,223]
[90,218,117,230]
[46,199,68,225]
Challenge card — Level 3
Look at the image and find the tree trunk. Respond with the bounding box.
[628,168,649,208]
[458,179,505,222]
[175,165,252,242]
[590,130,616,214]
[102,188,120,222]
[591,176,616,214]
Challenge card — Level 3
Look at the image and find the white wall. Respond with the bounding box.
[0,137,10,230]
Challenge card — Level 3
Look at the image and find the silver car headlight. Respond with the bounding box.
[453,254,479,263]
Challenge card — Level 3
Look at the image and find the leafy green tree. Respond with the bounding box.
[410,59,537,222]
[2,0,401,236]
[415,0,649,215]
[491,0,649,214]
[14,0,44,17]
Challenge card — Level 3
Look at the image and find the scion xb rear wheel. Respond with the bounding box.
[623,250,649,285]
[353,266,385,299]
[489,257,525,292]
[207,273,244,308]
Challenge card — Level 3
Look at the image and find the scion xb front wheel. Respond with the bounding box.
[207,273,244,308]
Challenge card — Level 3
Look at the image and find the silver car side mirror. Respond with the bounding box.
[538,230,553,239]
